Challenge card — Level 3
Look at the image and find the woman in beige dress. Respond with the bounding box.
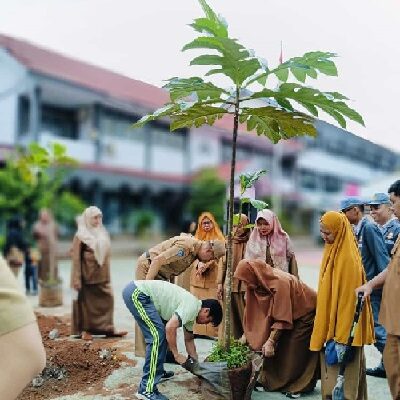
[33,208,58,282]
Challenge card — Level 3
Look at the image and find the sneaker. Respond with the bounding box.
[366,366,386,378]
[136,388,169,400]
[159,370,174,383]
[286,393,301,399]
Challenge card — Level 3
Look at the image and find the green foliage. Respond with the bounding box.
[187,168,226,226]
[53,192,86,231]
[0,142,80,227]
[239,170,267,195]
[133,0,364,143]
[233,170,268,226]
[128,210,156,237]
[207,339,250,369]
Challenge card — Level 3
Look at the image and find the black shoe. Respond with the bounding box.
[159,370,174,383]
[366,366,386,378]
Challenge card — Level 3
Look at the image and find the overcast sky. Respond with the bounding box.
[1,0,399,151]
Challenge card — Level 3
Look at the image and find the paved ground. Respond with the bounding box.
[19,240,392,399]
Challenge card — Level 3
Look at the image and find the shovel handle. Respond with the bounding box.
[337,293,365,376]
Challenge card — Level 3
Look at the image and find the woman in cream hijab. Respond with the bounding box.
[70,206,127,340]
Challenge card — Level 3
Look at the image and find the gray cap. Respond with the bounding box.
[368,192,391,205]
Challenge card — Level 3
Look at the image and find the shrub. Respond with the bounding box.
[207,339,250,369]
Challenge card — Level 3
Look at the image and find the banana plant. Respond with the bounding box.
[133,0,364,350]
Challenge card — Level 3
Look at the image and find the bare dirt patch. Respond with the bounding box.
[18,314,133,400]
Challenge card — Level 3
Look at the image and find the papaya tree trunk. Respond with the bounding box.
[224,86,240,351]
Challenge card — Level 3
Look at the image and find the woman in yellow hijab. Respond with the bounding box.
[190,212,225,337]
[310,211,374,400]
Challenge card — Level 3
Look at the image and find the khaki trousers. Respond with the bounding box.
[384,334,400,399]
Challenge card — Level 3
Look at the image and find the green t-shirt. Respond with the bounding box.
[134,280,201,332]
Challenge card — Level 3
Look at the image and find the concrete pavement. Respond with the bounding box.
[22,243,392,399]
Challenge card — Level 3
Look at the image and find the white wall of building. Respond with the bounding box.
[151,145,185,174]
[40,132,96,163]
[189,129,221,171]
[101,138,145,169]
[0,50,28,145]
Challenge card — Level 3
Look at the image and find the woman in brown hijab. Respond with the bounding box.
[33,208,58,282]
[220,213,250,340]
[235,259,319,397]
[70,206,127,340]
[190,211,225,337]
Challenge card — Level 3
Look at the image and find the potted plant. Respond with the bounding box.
[133,0,363,397]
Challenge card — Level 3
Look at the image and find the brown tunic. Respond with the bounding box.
[235,259,319,394]
[379,238,400,336]
[70,236,115,335]
[135,236,201,281]
[380,237,400,399]
[175,233,194,291]
[190,257,223,336]
[33,221,58,282]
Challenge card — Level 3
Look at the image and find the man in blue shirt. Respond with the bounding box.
[341,196,390,378]
[369,192,400,256]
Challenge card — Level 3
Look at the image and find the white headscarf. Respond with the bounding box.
[76,206,110,266]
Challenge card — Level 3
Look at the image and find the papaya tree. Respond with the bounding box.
[133,0,364,349]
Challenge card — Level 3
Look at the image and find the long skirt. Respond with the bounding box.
[71,282,114,335]
[191,285,219,337]
[38,250,58,282]
[259,311,319,394]
[320,346,367,400]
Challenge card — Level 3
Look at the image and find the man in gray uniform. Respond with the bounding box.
[341,196,390,378]
[369,192,400,256]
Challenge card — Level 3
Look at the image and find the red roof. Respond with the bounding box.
[0,33,300,151]
[0,33,169,109]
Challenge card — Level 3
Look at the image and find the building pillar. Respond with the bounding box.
[29,86,41,142]
[144,127,152,171]
[92,103,102,163]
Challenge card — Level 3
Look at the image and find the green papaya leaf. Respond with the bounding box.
[250,199,268,210]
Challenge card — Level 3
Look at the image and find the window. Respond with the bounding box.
[323,175,341,193]
[101,110,143,141]
[41,105,78,139]
[18,96,30,136]
[150,127,185,150]
[300,170,317,190]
